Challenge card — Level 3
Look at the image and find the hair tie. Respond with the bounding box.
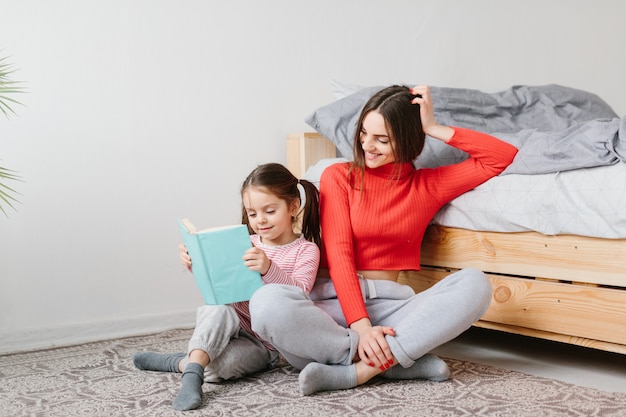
[297,181,306,209]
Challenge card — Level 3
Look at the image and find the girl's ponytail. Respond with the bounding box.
[298,179,321,248]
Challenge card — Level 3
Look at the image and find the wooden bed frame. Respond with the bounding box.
[287,132,626,355]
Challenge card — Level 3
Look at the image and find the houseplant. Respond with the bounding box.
[0,53,24,215]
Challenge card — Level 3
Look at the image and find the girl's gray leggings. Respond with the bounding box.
[182,304,279,382]
[249,268,492,370]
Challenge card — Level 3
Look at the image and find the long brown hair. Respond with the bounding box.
[240,163,321,248]
[350,85,425,183]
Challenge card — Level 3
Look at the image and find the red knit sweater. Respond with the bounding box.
[319,127,518,325]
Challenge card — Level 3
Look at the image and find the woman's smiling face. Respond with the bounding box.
[359,110,396,169]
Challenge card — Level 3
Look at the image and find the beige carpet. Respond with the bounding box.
[1,328,625,417]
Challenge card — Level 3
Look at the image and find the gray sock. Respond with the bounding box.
[172,362,205,411]
[133,351,185,373]
[299,362,357,396]
[381,354,450,381]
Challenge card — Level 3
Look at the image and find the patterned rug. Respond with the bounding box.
[1,328,625,417]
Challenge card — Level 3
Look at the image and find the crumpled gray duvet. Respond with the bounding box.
[429,84,624,174]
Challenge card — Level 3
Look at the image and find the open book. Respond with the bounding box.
[178,218,263,305]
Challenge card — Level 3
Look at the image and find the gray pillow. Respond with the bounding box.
[304,86,383,160]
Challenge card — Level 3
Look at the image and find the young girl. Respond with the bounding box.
[250,85,518,395]
[133,163,321,411]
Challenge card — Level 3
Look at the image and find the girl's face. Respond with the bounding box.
[242,186,297,246]
[359,110,396,169]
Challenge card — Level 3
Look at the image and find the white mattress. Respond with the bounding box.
[304,158,626,239]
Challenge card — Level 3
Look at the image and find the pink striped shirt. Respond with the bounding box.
[232,234,320,350]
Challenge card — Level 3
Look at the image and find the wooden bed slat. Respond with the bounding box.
[472,322,626,355]
[400,268,626,351]
[484,275,626,345]
[421,225,626,287]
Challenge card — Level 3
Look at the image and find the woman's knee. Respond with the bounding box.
[249,284,302,333]
[461,268,493,312]
[250,285,282,318]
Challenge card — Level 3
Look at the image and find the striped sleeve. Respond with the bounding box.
[261,239,320,294]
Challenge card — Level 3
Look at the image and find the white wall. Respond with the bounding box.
[1,0,624,353]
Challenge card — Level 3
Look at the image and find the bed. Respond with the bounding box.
[286,83,626,355]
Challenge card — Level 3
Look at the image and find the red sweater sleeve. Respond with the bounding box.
[320,163,367,325]
[423,127,519,205]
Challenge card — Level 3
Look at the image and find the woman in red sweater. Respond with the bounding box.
[250,85,518,395]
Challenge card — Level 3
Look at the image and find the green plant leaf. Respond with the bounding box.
[0,165,22,215]
[0,51,26,215]
[0,54,25,117]
[0,95,22,117]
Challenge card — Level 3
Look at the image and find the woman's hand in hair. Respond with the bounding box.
[410,85,454,143]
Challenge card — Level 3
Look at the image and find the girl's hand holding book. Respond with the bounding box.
[243,246,271,276]
[179,243,192,272]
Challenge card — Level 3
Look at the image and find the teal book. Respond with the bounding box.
[178,218,263,305]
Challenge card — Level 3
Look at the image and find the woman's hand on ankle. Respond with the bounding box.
[351,318,395,371]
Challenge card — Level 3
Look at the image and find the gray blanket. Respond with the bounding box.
[429,85,623,174]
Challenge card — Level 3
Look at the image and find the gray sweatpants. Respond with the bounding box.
[181,304,279,382]
[249,268,491,371]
